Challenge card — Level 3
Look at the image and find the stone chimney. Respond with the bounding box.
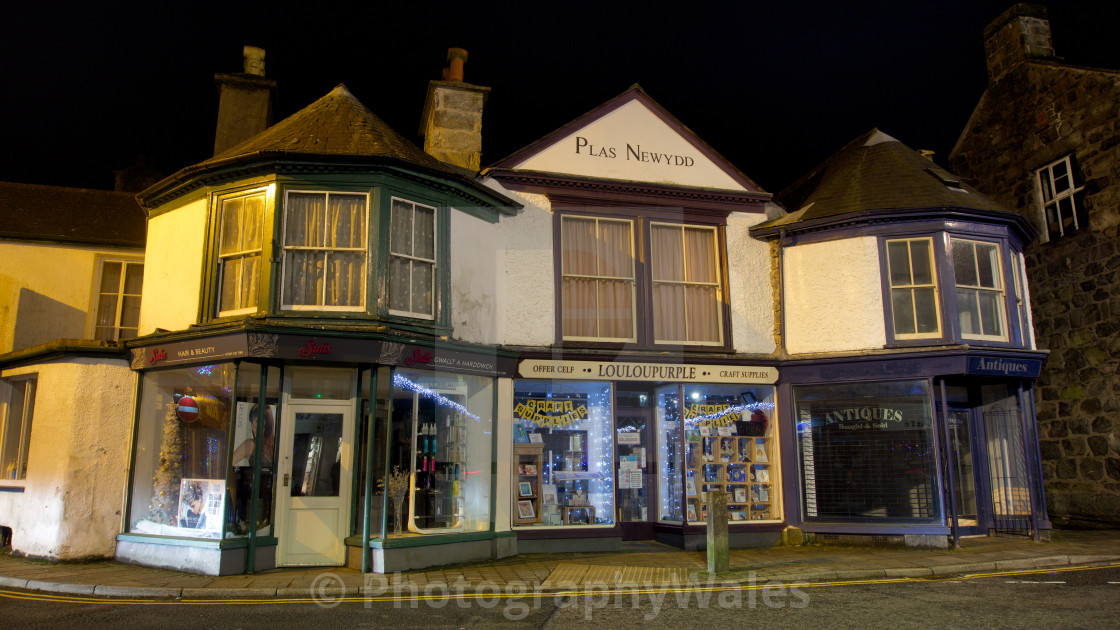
[419,48,490,172]
[982,4,1055,84]
[213,46,277,156]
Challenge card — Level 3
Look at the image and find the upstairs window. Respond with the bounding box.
[886,238,941,339]
[92,259,143,340]
[389,198,437,319]
[560,216,636,342]
[650,223,722,344]
[1036,155,1085,239]
[1,377,36,481]
[281,192,368,310]
[952,239,1006,340]
[216,191,266,316]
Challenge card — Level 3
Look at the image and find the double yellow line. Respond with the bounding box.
[1,562,1115,607]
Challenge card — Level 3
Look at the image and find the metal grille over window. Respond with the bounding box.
[217,192,265,315]
[886,238,940,338]
[282,192,367,309]
[560,216,636,341]
[94,260,143,340]
[389,198,436,319]
[952,239,1006,340]
[1037,155,1085,239]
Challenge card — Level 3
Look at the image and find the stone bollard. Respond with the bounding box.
[706,490,729,573]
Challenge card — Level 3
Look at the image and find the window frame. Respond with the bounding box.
[559,214,639,343]
[554,208,730,349]
[884,237,943,341]
[649,221,724,346]
[387,196,440,321]
[1035,155,1085,240]
[0,376,36,483]
[214,187,271,318]
[89,255,144,341]
[279,189,370,312]
[950,237,1009,342]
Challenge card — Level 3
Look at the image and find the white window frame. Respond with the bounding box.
[388,197,439,320]
[0,376,36,483]
[279,190,370,312]
[215,188,269,317]
[1035,155,1085,240]
[885,237,943,340]
[650,222,724,346]
[559,215,638,343]
[88,255,144,341]
[951,238,1009,342]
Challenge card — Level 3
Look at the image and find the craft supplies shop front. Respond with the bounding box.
[116,331,517,575]
[506,357,780,552]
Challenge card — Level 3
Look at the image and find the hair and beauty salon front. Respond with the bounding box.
[117,330,516,575]
[508,356,780,552]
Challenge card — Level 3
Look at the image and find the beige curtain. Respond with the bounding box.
[285,193,366,307]
[562,217,633,339]
[652,225,719,343]
[218,194,264,312]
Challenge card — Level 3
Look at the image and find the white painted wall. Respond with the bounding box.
[783,236,888,354]
[0,241,142,353]
[140,197,207,334]
[449,210,500,345]
[0,357,134,560]
[726,211,777,354]
[488,183,556,348]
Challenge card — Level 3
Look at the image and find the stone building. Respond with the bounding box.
[949,4,1120,524]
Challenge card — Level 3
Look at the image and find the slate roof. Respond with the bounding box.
[755,129,1009,233]
[0,181,145,247]
[199,84,454,173]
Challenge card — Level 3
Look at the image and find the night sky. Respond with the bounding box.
[4,1,1118,195]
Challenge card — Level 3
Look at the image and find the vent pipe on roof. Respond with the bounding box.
[420,48,490,172]
[243,45,266,76]
[918,150,935,161]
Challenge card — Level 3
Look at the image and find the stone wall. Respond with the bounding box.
[949,61,1120,524]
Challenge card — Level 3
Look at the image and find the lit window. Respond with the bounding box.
[93,260,143,340]
[886,238,941,338]
[217,191,266,315]
[952,239,1006,340]
[389,198,437,319]
[1036,156,1085,239]
[650,223,722,344]
[560,216,636,341]
[1,378,36,481]
[281,192,368,310]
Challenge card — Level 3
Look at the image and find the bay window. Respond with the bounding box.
[281,191,368,310]
[389,198,437,319]
[886,238,940,339]
[952,239,1006,340]
[216,190,266,316]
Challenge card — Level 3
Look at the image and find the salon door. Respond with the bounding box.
[275,401,354,566]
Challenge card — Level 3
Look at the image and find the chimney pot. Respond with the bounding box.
[243,46,266,76]
[446,47,468,82]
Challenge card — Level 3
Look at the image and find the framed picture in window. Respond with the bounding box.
[517,500,535,519]
[518,481,534,497]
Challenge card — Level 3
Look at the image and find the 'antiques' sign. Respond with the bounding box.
[518,359,777,384]
[966,356,1042,378]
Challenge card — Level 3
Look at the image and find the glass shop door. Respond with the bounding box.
[616,407,654,540]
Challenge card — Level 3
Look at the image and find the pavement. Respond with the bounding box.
[1,528,1118,600]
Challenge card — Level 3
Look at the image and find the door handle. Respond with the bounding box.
[283,474,290,487]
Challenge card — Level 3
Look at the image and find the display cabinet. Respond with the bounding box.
[512,444,543,525]
[406,395,468,533]
[685,435,772,522]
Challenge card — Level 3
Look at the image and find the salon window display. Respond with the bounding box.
[512,381,614,527]
[657,383,777,523]
[128,364,238,539]
[228,363,280,536]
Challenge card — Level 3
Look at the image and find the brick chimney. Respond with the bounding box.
[213,46,277,156]
[982,4,1055,84]
[419,48,490,172]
